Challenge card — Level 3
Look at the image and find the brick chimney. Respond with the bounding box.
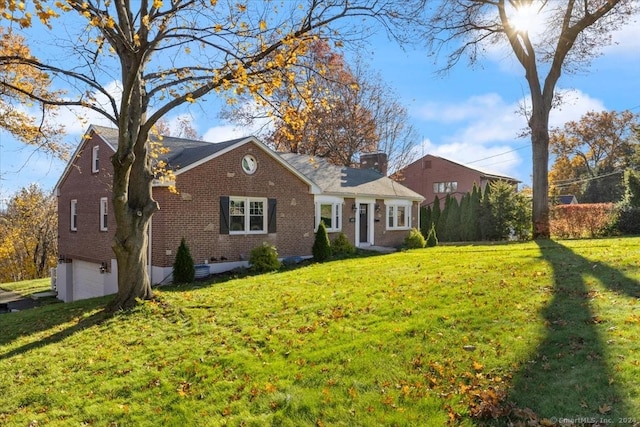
[359,152,388,176]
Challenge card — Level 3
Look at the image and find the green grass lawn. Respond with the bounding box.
[0,238,638,426]
[0,277,52,297]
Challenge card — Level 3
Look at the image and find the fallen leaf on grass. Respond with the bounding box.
[599,403,612,414]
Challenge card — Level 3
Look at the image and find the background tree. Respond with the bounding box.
[0,184,57,283]
[1,0,424,310]
[0,28,66,159]
[421,0,638,238]
[154,116,201,141]
[549,110,639,203]
[223,40,418,172]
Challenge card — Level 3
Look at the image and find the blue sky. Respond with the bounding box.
[0,9,638,202]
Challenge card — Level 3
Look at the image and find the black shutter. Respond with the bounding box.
[268,198,277,233]
[220,196,230,234]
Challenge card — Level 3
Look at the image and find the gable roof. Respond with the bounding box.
[88,124,248,173]
[406,154,520,183]
[279,153,424,201]
[557,194,578,205]
[56,125,318,193]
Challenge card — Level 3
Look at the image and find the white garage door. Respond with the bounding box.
[72,260,105,301]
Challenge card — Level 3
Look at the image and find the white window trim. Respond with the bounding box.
[100,197,108,231]
[315,196,344,233]
[229,196,268,235]
[385,200,412,231]
[70,199,78,231]
[92,145,100,173]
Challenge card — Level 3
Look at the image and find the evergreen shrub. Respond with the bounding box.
[426,224,438,247]
[312,221,332,262]
[173,238,195,284]
[404,227,426,249]
[249,242,282,273]
[332,232,355,258]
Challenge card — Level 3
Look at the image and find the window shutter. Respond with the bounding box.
[268,198,277,233]
[220,196,230,234]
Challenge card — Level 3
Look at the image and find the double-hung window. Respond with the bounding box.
[314,197,342,232]
[386,201,411,230]
[229,197,267,234]
[70,199,78,231]
[92,146,100,173]
[100,197,108,231]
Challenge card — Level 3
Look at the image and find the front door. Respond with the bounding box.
[359,204,368,243]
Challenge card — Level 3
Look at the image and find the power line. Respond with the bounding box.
[550,169,625,188]
[464,145,529,165]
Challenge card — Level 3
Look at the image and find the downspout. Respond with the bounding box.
[148,216,153,283]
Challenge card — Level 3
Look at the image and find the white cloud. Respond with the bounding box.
[55,80,123,135]
[202,100,274,143]
[603,16,640,56]
[416,93,508,124]
[202,124,251,143]
[411,88,607,183]
[547,89,606,127]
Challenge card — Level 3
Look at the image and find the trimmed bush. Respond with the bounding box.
[173,238,195,284]
[249,242,281,273]
[332,232,355,258]
[550,203,616,238]
[312,221,332,262]
[426,224,438,247]
[404,227,426,249]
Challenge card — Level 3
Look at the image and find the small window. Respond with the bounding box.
[70,199,78,231]
[386,203,411,230]
[100,197,108,231]
[92,146,100,173]
[241,154,257,175]
[229,197,267,234]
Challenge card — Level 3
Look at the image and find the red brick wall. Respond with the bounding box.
[58,134,419,269]
[399,155,485,206]
[57,132,115,264]
[152,142,315,267]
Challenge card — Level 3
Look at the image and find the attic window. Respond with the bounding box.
[241,154,257,175]
[92,146,100,173]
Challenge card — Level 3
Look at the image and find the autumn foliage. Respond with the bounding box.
[0,185,57,282]
[0,28,66,158]
[549,203,616,239]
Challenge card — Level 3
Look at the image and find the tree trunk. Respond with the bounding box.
[530,113,551,239]
[108,210,153,310]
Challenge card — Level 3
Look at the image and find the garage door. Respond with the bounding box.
[72,260,105,301]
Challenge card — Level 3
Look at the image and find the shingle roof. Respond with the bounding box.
[404,154,520,183]
[279,153,424,201]
[90,125,246,172]
[87,125,422,200]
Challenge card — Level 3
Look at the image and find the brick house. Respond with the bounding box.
[55,126,423,302]
[396,154,519,206]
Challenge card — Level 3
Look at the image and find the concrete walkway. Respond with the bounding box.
[0,288,56,312]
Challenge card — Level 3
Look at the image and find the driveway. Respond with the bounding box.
[0,288,48,313]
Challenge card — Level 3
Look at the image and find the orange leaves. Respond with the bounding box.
[0,29,67,156]
[472,360,484,372]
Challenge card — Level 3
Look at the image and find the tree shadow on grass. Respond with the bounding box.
[0,296,120,360]
[504,239,639,422]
